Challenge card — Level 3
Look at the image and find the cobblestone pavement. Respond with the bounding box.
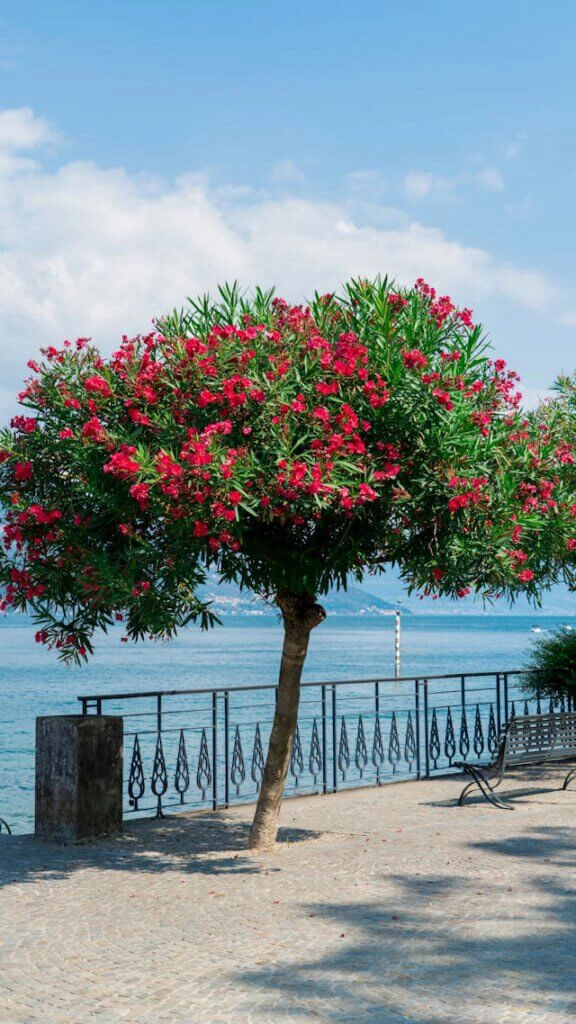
[1,770,575,1023]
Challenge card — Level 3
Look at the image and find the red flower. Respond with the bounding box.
[448,494,469,512]
[14,461,33,482]
[402,349,428,370]
[82,416,107,442]
[457,308,474,329]
[517,569,534,582]
[432,568,445,580]
[129,482,150,510]
[11,416,37,434]
[127,407,152,427]
[432,388,454,410]
[103,446,140,479]
[59,428,75,440]
[84,375,112,398]
[193,521,209,537]
[156,452,183,479]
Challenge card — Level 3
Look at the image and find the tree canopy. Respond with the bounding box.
[1,277,574,663]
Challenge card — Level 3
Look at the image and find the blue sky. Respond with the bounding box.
[0,1,574,613]
[0,0,575,419]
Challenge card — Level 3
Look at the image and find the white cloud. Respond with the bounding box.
[270,159,305,184]
[0,107,56,151]
[505,131,526,160]
[475,168,504,191]
[403,171,455,200]
[0,108,572,423]
[346,170,388,202]
[0,107,58,174]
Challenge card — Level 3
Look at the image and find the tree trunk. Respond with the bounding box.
[248,593,325,850]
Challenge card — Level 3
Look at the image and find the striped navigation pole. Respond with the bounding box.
[394,601,402,678]
[381,601,402,677]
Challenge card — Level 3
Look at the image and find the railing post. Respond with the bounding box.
[154,694,165,819]
[503,672,510,723]
[224,690,230,808]
[211,692,218,811]
[496,672,502,732]
[423,680,430,778]
[415,679,421,780]
[331,684,338,792]
[321,685,327,795]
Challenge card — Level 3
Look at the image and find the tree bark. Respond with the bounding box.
[248,593,325,850]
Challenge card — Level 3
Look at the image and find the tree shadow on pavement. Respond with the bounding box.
[0,810,324,889]
[236,825,576,1023]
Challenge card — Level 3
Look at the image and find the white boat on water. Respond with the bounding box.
[530,625,542,633]
[562,623,573,632]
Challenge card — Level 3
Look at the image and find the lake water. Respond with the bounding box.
[1,613,574,832]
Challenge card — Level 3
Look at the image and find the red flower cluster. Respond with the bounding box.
[104,446,141,479]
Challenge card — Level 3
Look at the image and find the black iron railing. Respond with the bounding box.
[78,670,570,820]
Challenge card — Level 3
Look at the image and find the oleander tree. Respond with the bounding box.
[1,277,574,849]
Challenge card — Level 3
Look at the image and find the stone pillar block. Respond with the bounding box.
[35,715,123,841]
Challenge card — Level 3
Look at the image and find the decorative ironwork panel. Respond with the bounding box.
[251,724,265,791]
[338,717,350,779]
[429,709,440,769]
[404,711,416,769]
[444,707,456,764]
[372,716,384,772]
[309,718,322,783]
[127,733,145,809]
[459,708,470,758]
[473,704,484,758]
[487,705,498,755]
[174,730,190,803]
[151,733,168,817]
[354,716,368,777]
[196,727,212,800]
[290,724,304,785]
[231,725,246,795]
[388,711,401,772]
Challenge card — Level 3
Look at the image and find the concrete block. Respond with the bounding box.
[35,715,123,841]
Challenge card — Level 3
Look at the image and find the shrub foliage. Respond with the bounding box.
[525,628,576,700]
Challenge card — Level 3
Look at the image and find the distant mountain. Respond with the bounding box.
[356,568,576,616]
[199,577,409,617]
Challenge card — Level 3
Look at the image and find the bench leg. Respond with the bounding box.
[562,768,576,791]
[457,766,511,809]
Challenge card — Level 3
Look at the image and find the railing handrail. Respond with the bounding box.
[78,667,532,705]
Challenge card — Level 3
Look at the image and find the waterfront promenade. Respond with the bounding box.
[1,771,574,1023]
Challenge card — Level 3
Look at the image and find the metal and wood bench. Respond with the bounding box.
[455,710,576,808]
